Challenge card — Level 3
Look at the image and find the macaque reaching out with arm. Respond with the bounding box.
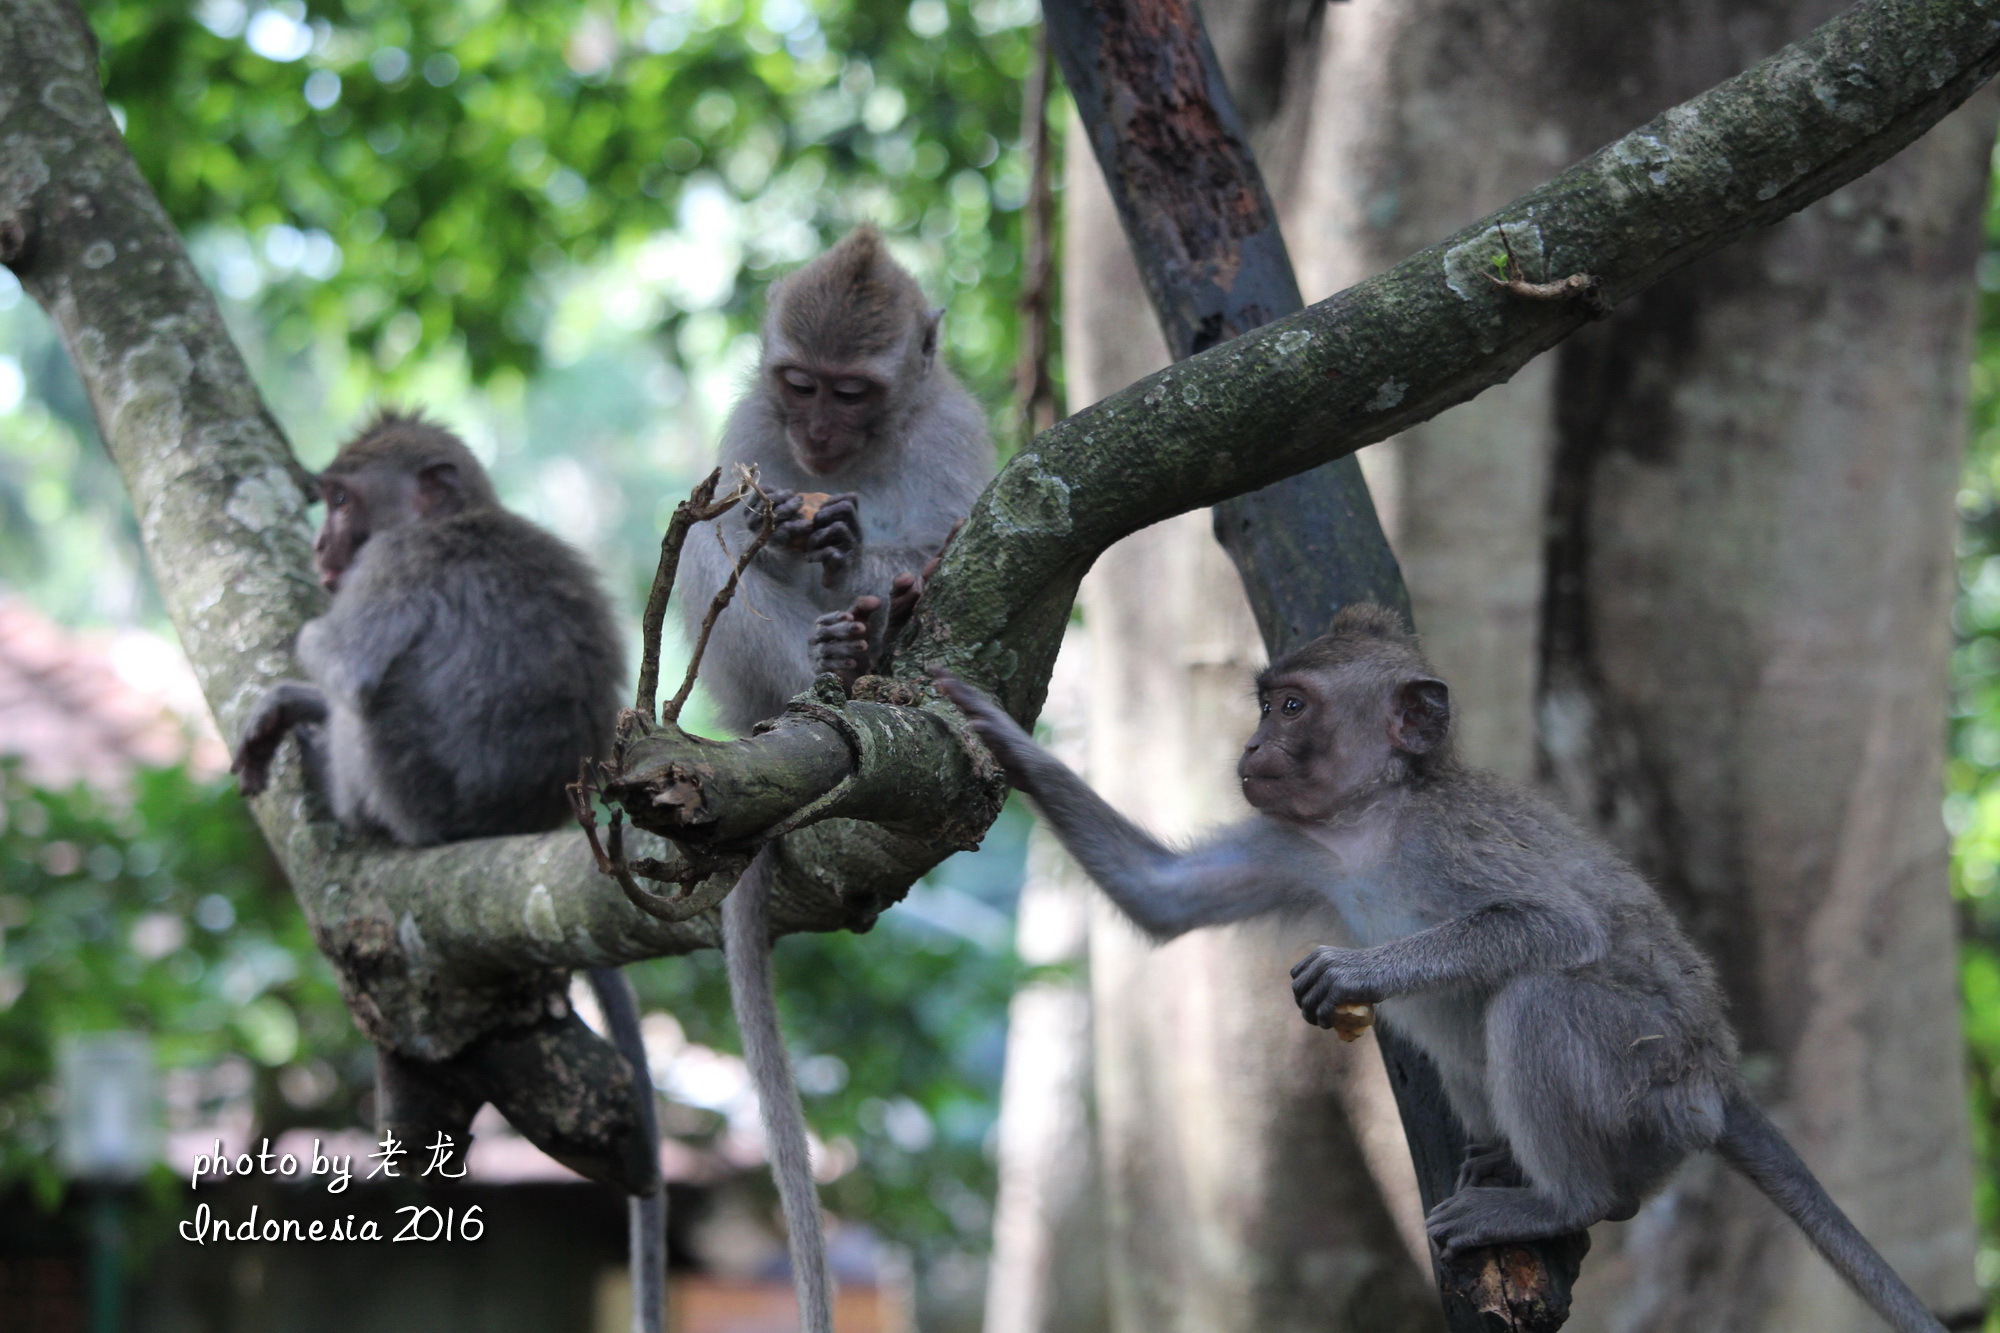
[936,604,1947,1333]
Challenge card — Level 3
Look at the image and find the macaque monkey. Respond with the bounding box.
[679,224,993,718]
[230,411,667,1331]
[938,605,1945,1333]
[681,228,994,1333]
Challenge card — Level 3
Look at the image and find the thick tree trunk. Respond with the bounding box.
[1288,0,1577,781]
[1541,29,1993,1333]
[1066,116,1443,1333]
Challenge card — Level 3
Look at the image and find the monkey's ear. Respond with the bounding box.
[1388,677,1449,754]
[415,462,463,516]
[920,307,943,365]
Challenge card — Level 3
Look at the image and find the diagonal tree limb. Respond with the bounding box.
[3,0,1997,1066]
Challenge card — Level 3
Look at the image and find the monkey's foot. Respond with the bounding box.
[1426,1186,1596,1255]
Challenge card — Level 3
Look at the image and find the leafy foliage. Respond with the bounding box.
[0,761,373,1205]
[1947,147,2000,1313]
[88,0,1050,403]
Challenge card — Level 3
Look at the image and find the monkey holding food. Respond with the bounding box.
[938,604,1945,1333]
[677,226,996,1333]
[678,223,993,722]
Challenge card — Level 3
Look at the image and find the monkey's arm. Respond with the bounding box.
[1291,903,1607,1026]
[937,673,1310,938]
[295,557,430,709]
[231,680,329,796]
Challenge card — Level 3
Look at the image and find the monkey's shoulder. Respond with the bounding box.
[1404,770,1647,901]
[378,509,605,597]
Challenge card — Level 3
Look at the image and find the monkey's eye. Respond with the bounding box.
[325,486,347,509]
[1282,697,1303,715]
[782,370,816,396]
[831,379,872,404]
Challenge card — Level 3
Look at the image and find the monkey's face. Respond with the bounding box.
[1240,672,1375,821]
[1239,667,1450,821]
[772,364,887,474]
[313,467,425,593]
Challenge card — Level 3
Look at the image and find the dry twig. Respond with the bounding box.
[664,469,776,724]
[635,468,743,720]
[566,762,741,921]
[1484,227,1609,318]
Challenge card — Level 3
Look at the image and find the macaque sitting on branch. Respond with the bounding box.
[665,226,995,1333]
[230,411,669,1329]
[678,223,993,723]
[937,605,1946,1333]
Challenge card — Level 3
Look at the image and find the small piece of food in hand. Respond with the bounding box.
[1331,1003,1375,1042]
[774,492,834,550]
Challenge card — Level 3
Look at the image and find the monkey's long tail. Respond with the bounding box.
[723,846,834,1333]
[587,967,668,1333]
[1716,1090,1945,1333]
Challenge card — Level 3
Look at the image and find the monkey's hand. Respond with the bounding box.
[1290,946,1384,1029]
[751,488,862,585]
[800,492,861,585]
[885,521,964,638]
[930,670,1042,783]
[231,681,328,797]
[811,596,881,688]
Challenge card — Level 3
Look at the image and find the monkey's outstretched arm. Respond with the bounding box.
[937,673,1308,938]
[1291,904,1606,1025]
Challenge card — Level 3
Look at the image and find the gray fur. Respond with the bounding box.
[293,504,623,842]
[724,848,833,1333]
[678,282,992,735]
[679,237,995,1333]
[938,634,1945,1333]
[235,420,667,1332]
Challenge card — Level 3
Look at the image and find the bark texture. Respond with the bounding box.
[1289,0,1575,780]
[1065,120,1443,1332]
[1537,11,1993,1329]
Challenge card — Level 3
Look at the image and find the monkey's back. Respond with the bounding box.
[1413,770,1740,1087]
[354,508,624,843]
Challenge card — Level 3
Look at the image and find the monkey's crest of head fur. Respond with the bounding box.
[1264,602,1430,682]
[768,225,930,363]
[330,408,500,510]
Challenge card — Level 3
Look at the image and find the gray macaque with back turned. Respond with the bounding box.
[230,411,669,1333]
[233,411,624,839]
[679,227,995,1333]
[936,604,1946,1333]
